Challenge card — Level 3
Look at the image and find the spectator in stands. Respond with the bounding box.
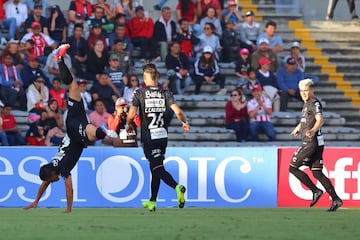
[85,39,109,82]
[47,5,67,44]
[221,19,241,62]
[194,45,226,95]
[176,0,197,25]
[127,5,158,62]
[196,0,222,19]
[108,24,133,55]
[256,20,284,53]
[93,0,114,20]
[0,53,26,110]
[239,10,262,53]
[154,6,177,61]
[78,79,92,113]
[195,22,222,59]
[25,112,45,146]
[88,5,114,38]
[200,7,222,37]
[165,42,192,95]
[225,88,249,142]
[222,1,243,28]
[241,69,261,100]
[0,0,16,44]
[326,0,358,20]
[256,57,280,112]
[20,21,57,65]
[89,99,112,145]
[67,0,93,38]
[247,85,276,141]
[173,18,199,64]
[123,73,139,104]
[1,105,27,145]
[26,75,49,113]
[276,57,304,112]
[108,97,138,147]
[284,41,319,84]
[87,22,107,51]
[25,0,48,17]
[1,40,24,70]
[251,38,278,73]
[90,73,117,113]
[49,78,67,113]
[235,48,251,85]
[20,39,35,60]
[114,0,134,22]
[109,39,132,74]
[21,55,50,90]
[5,0,28,39]
[41,98,64,146]
[67,23,88,77]
[0,104,10,146]
[45,49,72,82]
[105,53,126,97]
[24,3,48,35]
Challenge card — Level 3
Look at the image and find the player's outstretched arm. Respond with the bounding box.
[64,176,74,213]
[171,103,190,132]
[23,181,51,210]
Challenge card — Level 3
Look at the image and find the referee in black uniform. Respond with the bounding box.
[289,78,342,211]
[126,63,190,211]
[24,44,118,213]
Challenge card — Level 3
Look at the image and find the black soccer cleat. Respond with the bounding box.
[310,190,323,207]
[327,199,343,212]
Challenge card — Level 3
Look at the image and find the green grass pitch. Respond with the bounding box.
[0,208,359,240]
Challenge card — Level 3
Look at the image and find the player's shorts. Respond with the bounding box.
[290,141,324,170]
[65,97,89,145]
[142,139,168,170]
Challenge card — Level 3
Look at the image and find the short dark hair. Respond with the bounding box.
[178,18,189,25]
[265,20,277,29]
[39,163,55,181]
[74,23,84,30]
[143,63,158,81]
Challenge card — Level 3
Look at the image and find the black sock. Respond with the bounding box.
[312,170,340,200]
[152,167,177,189]
[57,57,73,85]
[95,127,106,140]
[289,166,318,192]
[150,175,160,202]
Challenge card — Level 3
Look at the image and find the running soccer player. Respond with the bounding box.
[23,44,118,213]
[289,78,343,212]
[126,63,190,211]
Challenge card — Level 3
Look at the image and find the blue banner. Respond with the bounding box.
[0,147,277,208]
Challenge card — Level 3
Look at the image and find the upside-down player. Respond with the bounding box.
[23,44,118,213]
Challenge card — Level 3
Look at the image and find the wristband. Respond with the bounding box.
[182,121,189,125]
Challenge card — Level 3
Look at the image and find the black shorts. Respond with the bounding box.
[290,141,324,170]
[65,97,89,145]
[142,139,168,170]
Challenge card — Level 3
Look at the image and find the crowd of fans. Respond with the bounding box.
[0,0,316,145]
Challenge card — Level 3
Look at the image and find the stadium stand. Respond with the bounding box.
[2,0,360,147]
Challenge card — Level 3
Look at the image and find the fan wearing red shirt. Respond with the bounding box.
[49,78,67,112]
[1,105,27,145]
[126,5,158,61]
